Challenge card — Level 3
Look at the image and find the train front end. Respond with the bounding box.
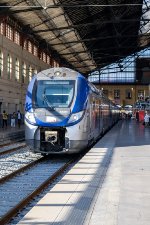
[25,67,89,154]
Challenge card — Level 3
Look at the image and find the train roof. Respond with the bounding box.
[35,67,85,80]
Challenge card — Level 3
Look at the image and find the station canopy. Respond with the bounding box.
[0,0,150,76]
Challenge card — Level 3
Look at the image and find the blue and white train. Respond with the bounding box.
[25,67,120,155]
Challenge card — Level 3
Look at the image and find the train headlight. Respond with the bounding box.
[25,112,36,124]
[54,71,61,76]
[68,111,84,124]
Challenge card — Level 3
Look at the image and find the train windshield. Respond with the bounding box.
[34,80,75,108]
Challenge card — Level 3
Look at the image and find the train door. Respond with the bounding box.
[89,94,102,141]
[100,97,105,133]
[109,102,113,126]
[99,99,103,133]
[95,97,101,136]
[89,95,93,129]
[83,97,90,136]
[0,102,2,114]
[91,95,100,140]
[88,94,95,141]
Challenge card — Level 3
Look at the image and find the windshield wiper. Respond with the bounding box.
[43,94,54,109]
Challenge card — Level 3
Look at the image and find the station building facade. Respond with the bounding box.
[0,17,59,115]
[90,49,150,106]
[97,84,149,106]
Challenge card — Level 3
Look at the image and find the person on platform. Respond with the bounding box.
[2,110,8,128]
[11,112,16,127]
[136,110,139,122]
[17,110,22,128]
[144,112,150,127]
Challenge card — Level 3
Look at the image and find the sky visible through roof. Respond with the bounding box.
[88,0,150,83]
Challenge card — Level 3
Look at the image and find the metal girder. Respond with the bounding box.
[0,0,25,13]
[3,3,144,11]
[75,63,107,69]
[27,0,90,68]
[0,0,146,75]
[2,2,143,17]
[31,12,64,29]
[32,18,150,33]
[60,50,90,56]
[60,46,138,59]
[66,52,128,62]
[69,58,93,63]
[59,45,141,56]
[50,34,149,46]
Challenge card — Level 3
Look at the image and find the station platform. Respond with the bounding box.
[17,120,150,225]
[0,125,24,144]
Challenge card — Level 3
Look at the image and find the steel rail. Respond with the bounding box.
[0,138,25,147]
[0,143,26,156]
[0,120,116,224]
[0,158,75,225]
[0,157,43,184]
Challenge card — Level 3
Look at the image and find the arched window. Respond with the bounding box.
[15,58,20,81]
[22,62,26,83]
[53,60,57,67]
[7,54,12,79]
[0,22,4,35]
[34,68,37,74]
[6,24,13,40]
[29,65,32,82]
[14,30,20,45]
[33,45,38,56]
[47,55,51,65]
[23,40,28,50]
[0,49,3,77]
[43,52,46,62]
[28,41,32,53]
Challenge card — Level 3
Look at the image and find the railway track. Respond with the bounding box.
[0,145,41,180]
[0,135,99,224]
[0,122,114,225]
[0,141,26,156]
[0,156,75,225]
[0,136,25,148]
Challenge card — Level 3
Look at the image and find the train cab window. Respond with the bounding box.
[34,80,75,108]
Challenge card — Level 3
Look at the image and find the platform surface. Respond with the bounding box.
[0,125,24,142]
[17,120,150,225]
[0,124,24,133]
